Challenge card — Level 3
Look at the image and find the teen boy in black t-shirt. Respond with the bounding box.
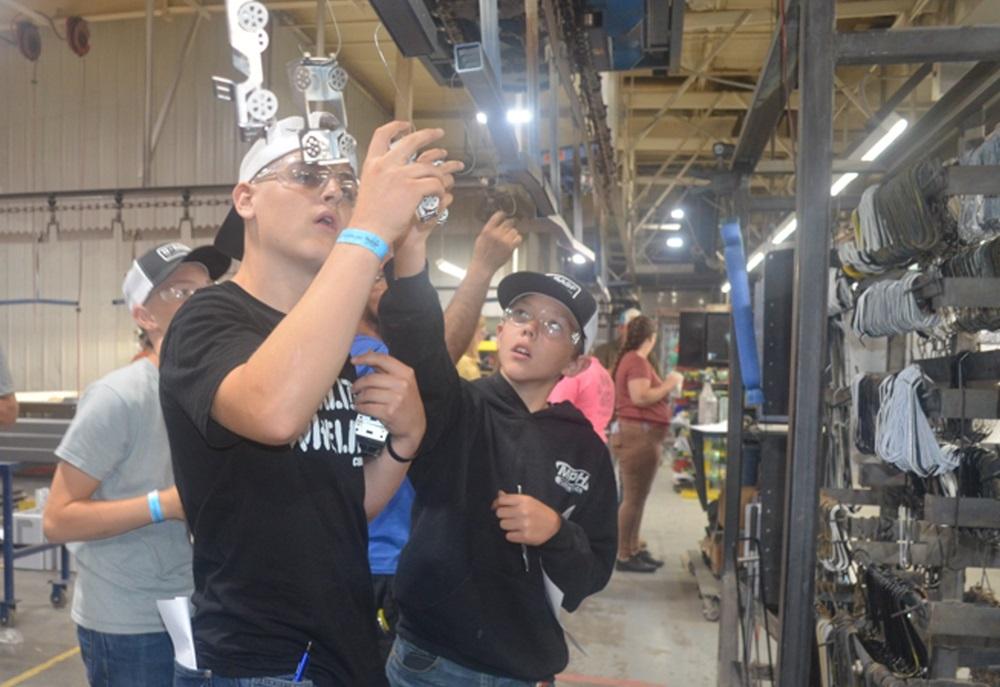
[378,226,618,684]
[159,117,461,686]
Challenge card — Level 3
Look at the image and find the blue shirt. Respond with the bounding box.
[351,334,415,576]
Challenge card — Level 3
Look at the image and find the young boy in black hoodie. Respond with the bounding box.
[377,228,617,686]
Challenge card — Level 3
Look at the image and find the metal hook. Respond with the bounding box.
[45,194,59,241]
[110,191,126,243]
[178,190,194,242]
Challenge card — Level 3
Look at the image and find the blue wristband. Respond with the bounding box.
[336,228,389,261]
[147,490,164,524]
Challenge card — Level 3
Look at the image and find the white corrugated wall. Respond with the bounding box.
[0,16,389,392]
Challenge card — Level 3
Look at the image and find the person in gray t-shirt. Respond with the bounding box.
[43,242,229,687]
[0,344,17,426]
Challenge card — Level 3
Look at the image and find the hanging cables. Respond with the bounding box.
[853,373,881,455]
[819,503,852,574]
[875,365,958,478]
[324,0,342,57]
[373,24,400,99]
[938,235,1000,331]
[860,564,929,678]
[958,126,1000,241]
[852,272,941,338]
[846,162,953,274]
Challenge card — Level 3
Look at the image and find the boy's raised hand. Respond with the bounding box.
[492,490,562,546]
[349,122,463,246]
[391,147,462,278]
[471,212,522,277]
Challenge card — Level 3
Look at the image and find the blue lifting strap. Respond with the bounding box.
[720,219,765,407]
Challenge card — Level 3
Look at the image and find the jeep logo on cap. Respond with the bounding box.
[547,273,581,299]
[156,243,189,262]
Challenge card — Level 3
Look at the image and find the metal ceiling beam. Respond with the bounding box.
[634,136,791,154]
[753,159,881,174]
[880,61,1000,174]
[869,63,933,125]
[632,93,725,207]
[834,74,872,118]
[730,0,799,175]
[683,0,916,31]
[635,140,712,230]
[539,0,585,129]
[81,0,362,22]
[836,26,1000,65]
[635,175,711,187]
[633,11,751,145]
[629,92,765,111]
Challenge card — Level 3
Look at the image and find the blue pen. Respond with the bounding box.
[293,641,312,682]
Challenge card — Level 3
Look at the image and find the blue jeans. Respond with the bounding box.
[76,625,175,687]
[385,637,551,687]
[173,662,314,686]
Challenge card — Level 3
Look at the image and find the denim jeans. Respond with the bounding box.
[76,625,175,687]
[385,637,551,687]
[173,662,314,686]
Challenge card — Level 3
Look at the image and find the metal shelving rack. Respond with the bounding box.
[713,2,1000,685]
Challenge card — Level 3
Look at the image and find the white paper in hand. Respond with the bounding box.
[157,596,197,670]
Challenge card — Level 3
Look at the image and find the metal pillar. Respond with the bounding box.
[394,55,414,121]
[776,0,834,684]
[142,0,154,187]
[314,0,324,55]
[572,138,583,242]
[717,317,745,685]
[150,14,202,159]
[548,45,561,212]
[479,0,501,81]
[2,465,14,624]
[524,0,540,161]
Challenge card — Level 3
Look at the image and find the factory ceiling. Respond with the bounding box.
[0,0,994,293]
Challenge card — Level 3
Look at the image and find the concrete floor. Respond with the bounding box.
[0,473,717,687]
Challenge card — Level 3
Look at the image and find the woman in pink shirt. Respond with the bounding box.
[549,353,615,443]
[611,316,684,573]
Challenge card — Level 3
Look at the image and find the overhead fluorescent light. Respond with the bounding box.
[666,236,684,249]
[772,217,798,244]
[861,118,908,162]
[755,116,907,251]
[506,108,532,125]
[747,252,765,272]
[641,222,682,231]
[435,258,467,279]
[571,253,587,265]
[670,208,685,220]
[721,282,731,294]
[475,111,488,124]
[830,172,859,197]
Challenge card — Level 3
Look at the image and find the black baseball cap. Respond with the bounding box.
[122,242,231,310]
[497,271,598,345]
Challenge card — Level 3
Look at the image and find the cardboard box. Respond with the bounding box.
[717,485,758,532]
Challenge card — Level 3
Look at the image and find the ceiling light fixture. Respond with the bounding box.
[771,217,798,244]
[506,108,532,125]
[861,118,908,162]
